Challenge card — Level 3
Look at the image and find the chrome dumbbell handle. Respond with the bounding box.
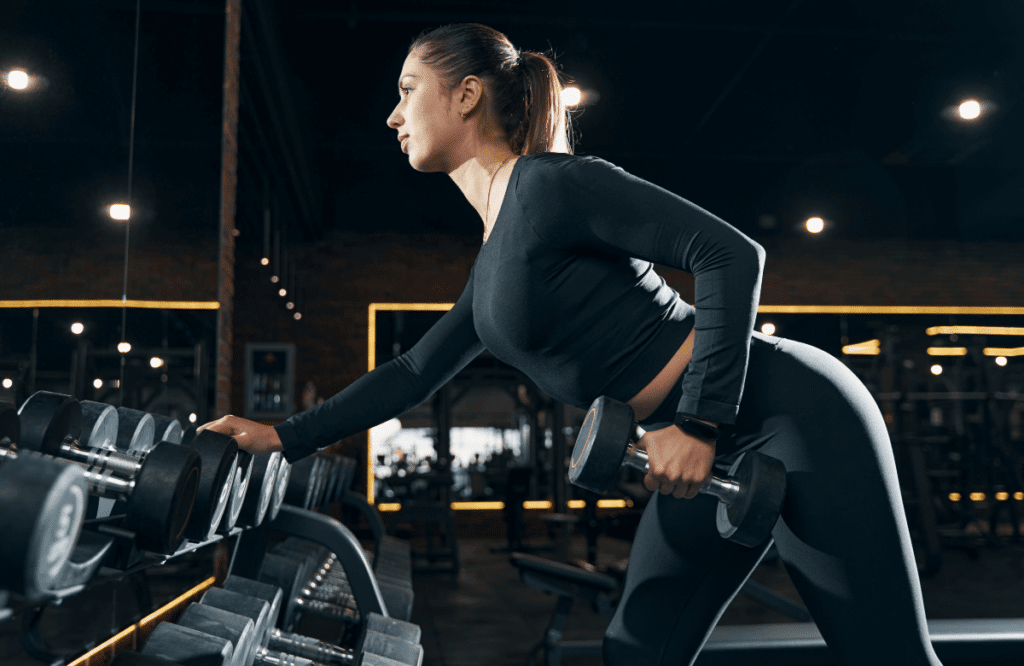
[293,596,359,622]
[254,646,322,666]
[0,445,136,503]
[267,628,353,665]
[626,427,741,506]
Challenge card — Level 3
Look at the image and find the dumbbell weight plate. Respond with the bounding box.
[179,429,238,543]
[284,457,320,510]
[79,401,120,451]
[141,621,233,666]
[200,586,273,655]
[222,451,255,534]
[0,429,88,600]
[109,653,181,666]
[178,602,257,666]
[568,396,635,495]
[116,407,157,455]
[269,460,291,522]
[16,391,84,456]
[257,553,307,631]
[715,451,787,547]
[123,442,202,553]
[151,414,184,445]
[222,576,283,648]
[237,452,280,529]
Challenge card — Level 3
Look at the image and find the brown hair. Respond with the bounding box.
[409,23,575,156]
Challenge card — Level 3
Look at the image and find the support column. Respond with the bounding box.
[216,0,242,417]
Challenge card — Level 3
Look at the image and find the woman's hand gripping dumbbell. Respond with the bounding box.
[568,396,787,547]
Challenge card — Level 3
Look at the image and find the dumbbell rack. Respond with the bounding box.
[9,462,406,666]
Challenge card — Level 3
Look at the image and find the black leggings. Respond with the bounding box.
[603,332,943,666]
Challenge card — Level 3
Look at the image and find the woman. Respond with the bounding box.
[200,23,942,666]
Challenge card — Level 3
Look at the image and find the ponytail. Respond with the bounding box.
[409,23,575,155]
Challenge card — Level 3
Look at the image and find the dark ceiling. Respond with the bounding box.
[2,0,1022,247]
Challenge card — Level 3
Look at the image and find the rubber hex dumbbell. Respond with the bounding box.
[258,553,358,630]
[0,406,88,600]
[44,394,238,546]
[180,425,253,536]
[263,543,414,626]
[284,457,324,510]
[568,396,787,547]
[139,585,423,666]
[15,392,201,554]
[221,575,421,652]
[197,584,423,665]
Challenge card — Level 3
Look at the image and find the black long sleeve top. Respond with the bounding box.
[275,152,765,463]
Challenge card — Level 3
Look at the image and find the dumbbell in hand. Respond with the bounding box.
[568,396,787,547]
[14,392,202,554]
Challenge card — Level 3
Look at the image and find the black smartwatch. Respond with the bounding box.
[673,414,721,442]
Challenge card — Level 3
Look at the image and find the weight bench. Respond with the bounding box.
[510,552,1024,666]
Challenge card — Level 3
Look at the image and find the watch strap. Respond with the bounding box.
[673,414,721,442]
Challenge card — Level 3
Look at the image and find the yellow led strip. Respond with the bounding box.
[926,326,1024,336]
[984,347,1024,357]
[67,577,216,666]
[926,347,968,356]
[0,300,219,310]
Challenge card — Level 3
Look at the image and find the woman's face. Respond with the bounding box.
[387,52,469,173]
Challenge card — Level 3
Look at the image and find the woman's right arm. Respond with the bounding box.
[198,266,484,463]
[272,265,485,463]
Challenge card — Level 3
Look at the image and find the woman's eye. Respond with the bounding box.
[400,87,411,97]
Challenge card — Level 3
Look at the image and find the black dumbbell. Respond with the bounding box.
[568,396,787,547]
[15,392,201,554]
[181,425,255,536]
[284,456,324,510]
[257,552,367,629]
[138,583,423,666]
[0,405,88,600]
[41,394,240,546]
[221,575,420,654]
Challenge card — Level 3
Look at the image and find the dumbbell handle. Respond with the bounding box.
[267,628,352,665]
[626,427,741,505]
[0,444,136,503]
[255,646,323,666]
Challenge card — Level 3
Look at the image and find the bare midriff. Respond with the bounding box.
[626,327,696,422]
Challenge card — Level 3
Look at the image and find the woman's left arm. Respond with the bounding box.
[522,156,765,427]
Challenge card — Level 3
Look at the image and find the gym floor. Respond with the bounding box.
[1,523,1021,666]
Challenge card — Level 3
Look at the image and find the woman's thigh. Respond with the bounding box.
[747,337,940,665]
